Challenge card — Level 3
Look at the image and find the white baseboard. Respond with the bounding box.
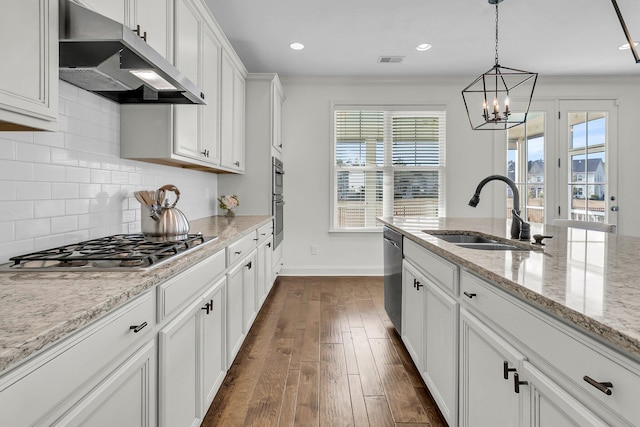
[279,265,383,276]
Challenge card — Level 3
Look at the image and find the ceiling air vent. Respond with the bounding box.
[378,56,405,63]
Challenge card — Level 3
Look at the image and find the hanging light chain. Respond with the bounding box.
[494,3,499,66]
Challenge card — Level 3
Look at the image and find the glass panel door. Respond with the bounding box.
[558,101,618,226]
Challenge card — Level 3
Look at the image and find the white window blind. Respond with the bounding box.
[333,108,446,230]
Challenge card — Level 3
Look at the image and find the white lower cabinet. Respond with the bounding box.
[200,278,226,412]
[226,258,245,365]
[459,309,525,427]
[159,275,227,427]
[257,235,274,307]
[54,341,156,427]
[401,260,425,371]
[521,361,608,427]
[423,277,458,426]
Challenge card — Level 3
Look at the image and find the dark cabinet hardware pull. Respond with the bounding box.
[583,376,613,395]
[246,261,252,269]
[415,281,423,290]
[234,161,240,167]
[514,372,528,393]
[235,251,242,255]
[200,149,210,157]
[201,302,211,315]
[413,278,417,288]
[129,322,148,333]
[503,361,517,379]
[253,238,259,241]
[267,243,271,248]
[463,291,477,299]
[142,31,147,42]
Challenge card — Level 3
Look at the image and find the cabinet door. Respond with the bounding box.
[200,21,222,165]
[401,260,425,371]
[226,260,245,366]
[133,0,172,60]
[260,236,274,304]
[460,309,525,427]
[53,341,156,427]
[0,0,58,131]
[424,279,459,427]
[158,299,201,427]
[521,361,608,427]
[77,0,127,24]
[220,50,245,172]
[200,277,226,414]
[173,0,201,161]
[242,251,258,333]
[271,80,284,153]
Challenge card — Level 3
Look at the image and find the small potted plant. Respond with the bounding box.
[218,194,239,217]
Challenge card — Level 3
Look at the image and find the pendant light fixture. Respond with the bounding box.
[461,0,538,130]
[611,0,640,63]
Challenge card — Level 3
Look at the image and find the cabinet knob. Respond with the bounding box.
[129,321,148,333]
[234,161,240,167]
[463,291,477,299]
[513,372,528,393]
[503,361,517,379]
[583,376,613,395]
[246,261,252,269]
[267,242,271,248]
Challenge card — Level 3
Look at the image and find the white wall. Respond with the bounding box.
[0,81,219,263]
[279,76,640,276]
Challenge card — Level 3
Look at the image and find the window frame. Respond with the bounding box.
[330,104,446,232]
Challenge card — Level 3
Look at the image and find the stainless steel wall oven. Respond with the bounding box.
[272,157,284,248]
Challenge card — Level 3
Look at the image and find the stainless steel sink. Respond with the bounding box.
[455,243,529,251]
[424,231,532,251]
[430,234,499,244]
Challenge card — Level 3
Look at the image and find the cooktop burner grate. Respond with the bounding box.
[7,233,210,270]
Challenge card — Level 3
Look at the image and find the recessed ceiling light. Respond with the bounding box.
[289,42,305,51]
[416,43,432,52]
[618,41,639,50]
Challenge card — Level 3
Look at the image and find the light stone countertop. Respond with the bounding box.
[378,216,640,362]
[0,215,272,374]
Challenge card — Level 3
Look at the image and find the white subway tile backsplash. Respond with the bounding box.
[34,164,66,182]
[90,169,111,184]
[0,84,218,262]
[52,183,79,199]
[0,222,15,242]
[16,182,51,200]
[66,167,91,183]
[51,147,79,166]
[51,216,78,234]
[66,198,90,215]
[15,218,50,240]
[0,160,33,181]
[34,200,65,218]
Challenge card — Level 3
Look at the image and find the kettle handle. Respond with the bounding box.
[157,184,181,208]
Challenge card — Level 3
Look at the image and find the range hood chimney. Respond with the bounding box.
[58,0,206,105]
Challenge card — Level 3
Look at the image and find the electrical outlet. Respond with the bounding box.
[311,244,318,255]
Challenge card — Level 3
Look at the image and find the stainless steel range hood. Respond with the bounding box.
[59,0,206,105]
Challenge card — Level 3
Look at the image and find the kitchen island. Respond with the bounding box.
[378,216,640,427]
[0,215,271,374]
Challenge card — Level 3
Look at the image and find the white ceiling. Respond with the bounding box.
[203,0,640,77]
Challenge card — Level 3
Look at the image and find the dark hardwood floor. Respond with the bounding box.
[202,276,448,427]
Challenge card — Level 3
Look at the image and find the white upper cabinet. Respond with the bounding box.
[0,0,58,131]
[271,77,284,153]
[79,0,172,59]
[119,0,245,174]
[220,50,245,172]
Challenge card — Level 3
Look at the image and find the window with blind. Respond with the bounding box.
[332,108,446,230]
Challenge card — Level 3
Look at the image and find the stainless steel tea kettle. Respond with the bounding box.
[137,184,190,239]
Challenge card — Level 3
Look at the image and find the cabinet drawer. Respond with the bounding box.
[157,249,225,322]
[0,292,154,426]
[460,271,640,425]
[226,232,257,266]
[256,222,273,243]
[404,239,458,295]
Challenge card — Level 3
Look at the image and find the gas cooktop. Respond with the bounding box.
[3,233,216,272]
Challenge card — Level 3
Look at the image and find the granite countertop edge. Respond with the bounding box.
[380,218,640,362]
[0,215,272,374]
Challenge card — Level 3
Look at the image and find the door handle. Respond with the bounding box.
[583,376,613,395]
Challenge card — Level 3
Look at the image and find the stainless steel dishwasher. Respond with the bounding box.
[383,226,403,334]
